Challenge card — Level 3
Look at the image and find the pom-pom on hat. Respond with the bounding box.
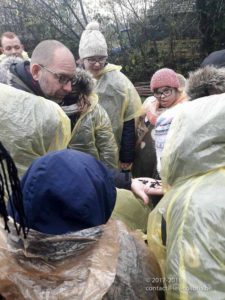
[79,21,108,59]
[150,68,180,91]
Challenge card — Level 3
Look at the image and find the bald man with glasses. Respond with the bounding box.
[2,39,76,103]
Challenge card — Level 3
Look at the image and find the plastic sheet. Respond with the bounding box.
[95,63,142,147]
[147,95,225,299]
[69,93,119,169]
[0,219,163,299]
[112,188,151,233]
[0,83,70,178]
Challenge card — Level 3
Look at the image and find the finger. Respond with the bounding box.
[138,191,149,205]
[144,186,163,196]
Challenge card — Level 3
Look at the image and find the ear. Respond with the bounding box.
[0,47,4,54]
[30,63,42,80]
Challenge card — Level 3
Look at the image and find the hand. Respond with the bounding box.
[140,178,164,196]
[131,178,150,205]
[120,162,132,170]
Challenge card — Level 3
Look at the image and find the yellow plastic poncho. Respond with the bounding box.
[69,93,119,169]
[95,64,142,147]
[0,83,70,177]
[113,188,152,233]
[147,95,225,299]
[0,219,162,300]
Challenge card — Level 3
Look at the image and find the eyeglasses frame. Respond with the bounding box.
[39,64,74,85]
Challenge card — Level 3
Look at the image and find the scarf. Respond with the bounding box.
[146,92,187,125]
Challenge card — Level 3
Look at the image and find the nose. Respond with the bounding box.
[11,48,17,55]
[93,61,101,67]
[63,81,72,92]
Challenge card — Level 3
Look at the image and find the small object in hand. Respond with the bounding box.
[149,180,161,188]
[138,179,149,184]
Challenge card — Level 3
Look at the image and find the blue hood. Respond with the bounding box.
[9,149,116,234]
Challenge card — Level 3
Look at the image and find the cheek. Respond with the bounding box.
[4,49,11,54]
[83,61,91,71]
[16,48,23,53]
[39,74,52,92]
[167,94,177,104]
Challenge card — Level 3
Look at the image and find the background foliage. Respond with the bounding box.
[1,0,225,81]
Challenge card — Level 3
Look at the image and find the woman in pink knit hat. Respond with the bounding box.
[147,68,187,124]
[132,68,188,206]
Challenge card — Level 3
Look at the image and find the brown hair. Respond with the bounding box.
[0,31,20,46]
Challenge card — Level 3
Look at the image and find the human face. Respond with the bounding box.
[154,87,178,108]
[37,48,76,102]
[83,56,107,78]
[1,36,23,57]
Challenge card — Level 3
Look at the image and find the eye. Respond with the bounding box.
[58,75,73,85]
[58,76,69,84]
[87,58,95,63]
[163,88,171,94]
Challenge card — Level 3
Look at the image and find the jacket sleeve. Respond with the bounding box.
[119,119,135,163]
[94,104,119,169]
[110,169,132,190]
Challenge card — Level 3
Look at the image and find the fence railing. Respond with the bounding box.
[134,82,152,97]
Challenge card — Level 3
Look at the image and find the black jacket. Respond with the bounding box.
[9,61,45,96]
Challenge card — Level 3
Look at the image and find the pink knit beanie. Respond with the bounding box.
[150,68,180,91]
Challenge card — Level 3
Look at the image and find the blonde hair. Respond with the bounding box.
[176,73,187,92]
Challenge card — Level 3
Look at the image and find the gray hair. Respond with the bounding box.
[186,66,225,100]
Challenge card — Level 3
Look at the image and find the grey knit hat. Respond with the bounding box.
[79,21,108,59]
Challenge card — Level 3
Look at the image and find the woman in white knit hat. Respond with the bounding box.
[79,21,142,171]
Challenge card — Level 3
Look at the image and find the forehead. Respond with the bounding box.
[156,86,172,91]
[49,47,76,75]
[86,56,106,59]
[1,36,22,47]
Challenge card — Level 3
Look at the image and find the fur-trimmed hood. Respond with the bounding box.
[71,68,95,97]
[61,69,96,118]
[186,65,225,100]
[0,56,24,85]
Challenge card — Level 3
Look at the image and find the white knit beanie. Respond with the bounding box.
[79,21,108,59]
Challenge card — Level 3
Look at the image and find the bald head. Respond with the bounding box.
[31,40,74,67]
[30,40,76,101]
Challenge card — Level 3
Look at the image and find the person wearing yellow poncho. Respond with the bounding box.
[147,91,225,299]
[78,21,142,170]
[0,83,70,178]
[61,69,119,169]
[0,148,163,300]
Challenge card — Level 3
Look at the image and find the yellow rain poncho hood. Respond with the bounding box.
[95,63,142,146]
[0,83,70,177]
[147,95,225,299]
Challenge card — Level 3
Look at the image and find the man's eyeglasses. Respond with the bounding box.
[85,57,107,65]
[39,64,74,85]
[154,87,173,99]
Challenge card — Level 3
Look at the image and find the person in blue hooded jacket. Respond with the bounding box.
[0,147,163,300]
